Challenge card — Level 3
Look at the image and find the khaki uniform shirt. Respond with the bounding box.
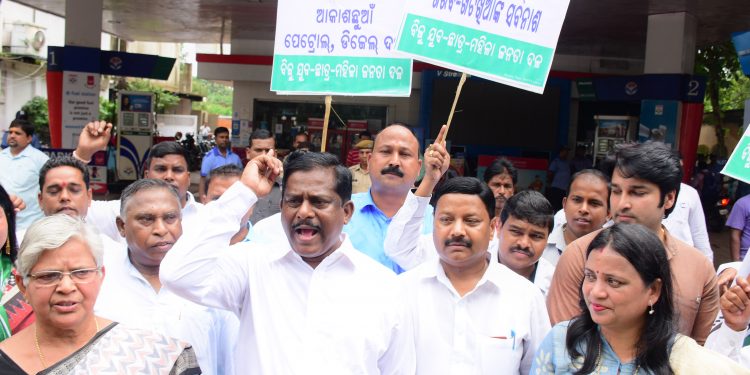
[349,164,371,194]
[546,226,719,345]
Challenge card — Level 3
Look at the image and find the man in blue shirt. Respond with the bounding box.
[0,119,48,230]
[344,124,433,273]
[199,126,242,201]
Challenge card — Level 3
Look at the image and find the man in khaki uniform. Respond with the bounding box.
[349,139,373,194]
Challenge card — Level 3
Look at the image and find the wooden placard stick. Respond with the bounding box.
[321,95,332,152]
[439,72,468,144]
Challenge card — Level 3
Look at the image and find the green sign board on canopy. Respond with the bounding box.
[395,0,570,94]
[271,0,412,96]
[722,125,750,184]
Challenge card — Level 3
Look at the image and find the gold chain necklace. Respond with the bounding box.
[594,338,641,375]
[34,318,100,368]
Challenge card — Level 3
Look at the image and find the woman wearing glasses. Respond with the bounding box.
[0,214,201,374]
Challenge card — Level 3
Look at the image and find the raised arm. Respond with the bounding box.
[73,121,112,163]
[160,153,283,313]
[705,276,750,363]
[384,125,450,270]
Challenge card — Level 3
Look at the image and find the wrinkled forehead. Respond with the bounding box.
[124,187,181,215]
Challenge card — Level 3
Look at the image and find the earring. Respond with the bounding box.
[648,302,655,315]
[4,239,9,255]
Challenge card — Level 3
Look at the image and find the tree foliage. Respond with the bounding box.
[191,78,232,116]
[21,96,49,145]
[695,42,749,157]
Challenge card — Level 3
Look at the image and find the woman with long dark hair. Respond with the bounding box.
[531,223,746,374]
[0,185,30,340]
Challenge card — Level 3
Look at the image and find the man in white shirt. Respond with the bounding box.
[160,151,415,374]
[94,179,237,375]
[543,169,610,266]
[663,182,713,261]
[495,190,556,295]
[401,176,550,374]
[73,121,204,243]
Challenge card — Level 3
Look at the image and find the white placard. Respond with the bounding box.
[271,0,413,96]
[61,71,100,148]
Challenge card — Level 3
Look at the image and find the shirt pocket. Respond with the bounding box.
[479,333,522,373]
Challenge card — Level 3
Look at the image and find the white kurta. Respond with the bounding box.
[663,183,713,261]
[401,259,550,374]
[95,237,238,375]
[160,182,416,374]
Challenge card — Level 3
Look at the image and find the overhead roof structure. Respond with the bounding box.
[14,0,750,60]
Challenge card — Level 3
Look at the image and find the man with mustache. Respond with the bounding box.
[496,190,556,295]
[74,121,207,244]
[344,123,431,273]
[160,151,414,373]
[401,177,549,374]
[0,118,48,231]
[95,179,238,375]
[483,157,517,218]
[547,142,719,345]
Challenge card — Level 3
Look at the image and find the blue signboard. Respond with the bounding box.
[732,31,750,77]
[47,46,175,80]
[593,74,705,103]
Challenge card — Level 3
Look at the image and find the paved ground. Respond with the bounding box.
[710,226,734,270]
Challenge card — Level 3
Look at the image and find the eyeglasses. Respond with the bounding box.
[27,268,101,287]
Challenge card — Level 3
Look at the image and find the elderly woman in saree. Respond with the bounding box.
[0,214,201,374]
[531,223,746,374]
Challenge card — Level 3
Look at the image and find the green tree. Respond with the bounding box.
[99,98,116,125]
[191,78,232,116]
[695,42,745,157]
[21,96,49,146]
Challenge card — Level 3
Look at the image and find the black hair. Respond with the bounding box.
[566,223,675,375]
[296,141,315,151]
[500,190,554,233]
[0,185,18,264]
[360,131,372,139]
[432,177,496,219]
[214,127,229,136]
[249,129,273,145]
[282,151,351,203]
[142,142,189,171]
[205,164,243,195]
[39,155,91,190]
[119,179,181,217]
[567,169,611,209]
[9,119,35,137]
[483,158,518,185]
[614,142,682,218]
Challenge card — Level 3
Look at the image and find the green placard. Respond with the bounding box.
[271,55,412,96]
[722,128,750,184]
[397,14,553,90]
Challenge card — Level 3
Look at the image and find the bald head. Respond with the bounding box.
[368,124,422,196]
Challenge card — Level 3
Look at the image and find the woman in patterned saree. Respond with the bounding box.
[531,223,745,374]
[0,214,201,374]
